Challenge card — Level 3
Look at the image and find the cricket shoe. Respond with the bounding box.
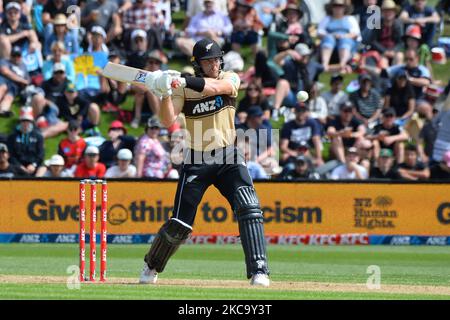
[139,263,158,284]
[250,273,270,287]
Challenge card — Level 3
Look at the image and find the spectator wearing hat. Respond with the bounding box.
[430,150,450,180]
[367,0,404,68]
[279,155,321,180]
[369,148,399,179]
[58,120,87,170]
[396,144,430,180]
[35,154,73,178]
[280,103,323,166]
[43,13,79,56]
[272,43,323,115]
[398,24,432,68]
[330,147,369,180]
[126,29,151,69]
[0,2,41,58]
[386,49,432,100]
[130,50,166,129]
[350,74,383,127]
[6,107,44,175]
[237,80,272,123]
[384,69,416,126]
[368,107,409,163]
[326,101,367,163]
[399,0,440,47]
[74,145,106,178]
[176,0,233,57]
[99,120,136,168]
[42,0,70,27]
[81,0,122,44]
[135,116,171,178]
[87,25,109,54]
[105,148,137,178]
[0,142,28,177]
[321,74,349,119]
[318,0,361,73]
[54,82,101,134]
[42,41,76,83]
[229,0,264,57]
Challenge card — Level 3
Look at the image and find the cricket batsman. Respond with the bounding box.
[139,38,270,286]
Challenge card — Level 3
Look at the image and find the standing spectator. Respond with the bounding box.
[369,148,399,179]
[6,107,44,175]
[330,146,369,180]
[74,145,106,178]
[42,41,76,83]
[369,107,409,163]
[81,0,122,44]
[430,150,450,180]
[399,0,440,47]
[35,154,73,178]
[384,69,416,126]
[350,74,383,128]
[318,0,361,73]
[105,148,137,178]
[99,120,136,168]
[397,144,430,180]
[0,2,41,58]
[135,117,170,178]
[280,103,323,166]
[417,100,438,163]
[43,13,79,56]
[175,0,233,57]
[321,74,348,119]
[229,0,264,56]
[279,155,321,180]
[326,101,366,163]
[58,120,87,170]
[0,142,28,177]
[236,80,272,123]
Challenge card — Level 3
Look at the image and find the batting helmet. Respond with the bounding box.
[191,38,224,76]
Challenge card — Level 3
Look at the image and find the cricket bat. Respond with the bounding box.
[101,62,181,88]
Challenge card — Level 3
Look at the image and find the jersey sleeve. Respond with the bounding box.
[222,71,240,98]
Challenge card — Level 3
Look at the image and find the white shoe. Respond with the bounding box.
[250,273,270,287]
[139,263,158,284]
[130,118,140,129]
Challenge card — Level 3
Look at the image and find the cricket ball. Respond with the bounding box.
[296,90,309,102]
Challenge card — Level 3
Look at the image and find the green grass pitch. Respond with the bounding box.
[0,244,449,300]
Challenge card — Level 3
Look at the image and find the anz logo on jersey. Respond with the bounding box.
[192,96,224,115]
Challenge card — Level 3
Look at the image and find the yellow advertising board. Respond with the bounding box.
[0,180,449,236]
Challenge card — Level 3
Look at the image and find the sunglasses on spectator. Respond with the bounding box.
[342,109,353,113]
[149,126,160,130]
[85,153,98,157]
[54,70,65,74]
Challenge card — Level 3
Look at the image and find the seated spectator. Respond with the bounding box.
[42,0,71,39]
[386,49,431,101]
[397,144,430,180]
[272,43,323,115]
[279,155,321,180]
[368,108,409,163]
[99,51,128,113]
[236,80,272,123]
[307,83,328,126]
[175,0,233,57]
[236,106,279,174]
[135,117,171,179]
[430,150,450,180]
[350,74,383,128]
[80,0,122,44]
[55,82,101,134]
[86,25,109,54]
[58,120,87,170]
[417,100,438,163]
[0,142,28,177]
[126,29,151,69]
[42,41,76,83]
[130,50,165,128]
[369,148,399,179]
[384,70,416,126]
[326,101,366,163]
[43,13,79,56]
[241,141,269,180]
[105,148,137,178]
[321,74,348,119]
[6,107,44,175]
[254,0,287,29]
[330,146,368,180]
[280,103,323,166]
[398,24,432,69]
[367,0,403,68]
[399,0,440,47]
[0,2,41,59]
[35,154,73,178]
[229,0,264,57]
[74,145,106,178]
[99,121,136,168]
[318,0,361,73]
[0,46,30,116]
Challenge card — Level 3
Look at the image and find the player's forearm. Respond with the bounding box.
[159,96,178,127]
[202,78,234,96]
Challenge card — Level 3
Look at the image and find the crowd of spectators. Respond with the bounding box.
[0,0,450,181]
